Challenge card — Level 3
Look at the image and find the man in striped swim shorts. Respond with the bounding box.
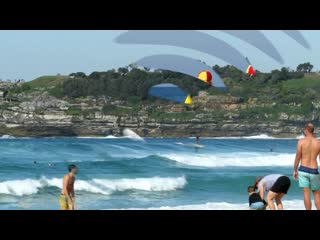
[293,123,320,210]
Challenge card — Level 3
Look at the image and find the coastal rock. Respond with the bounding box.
[0,89,313,137]
[20,93,69,111]
[288,114,305,122]
[279,113,289,120]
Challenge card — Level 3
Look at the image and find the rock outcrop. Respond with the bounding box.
[0,92,312,137]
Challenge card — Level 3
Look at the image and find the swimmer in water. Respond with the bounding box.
[196,136,200,145]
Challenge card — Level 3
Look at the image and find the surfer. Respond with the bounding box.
[254,174,291,210]
[33,161,37,164]
[196,136,200,145]
[293,123,320,210]
[59,164,77,210]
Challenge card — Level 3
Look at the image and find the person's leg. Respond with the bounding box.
[311,174,320,210]
[303,188,312,210]
[299,172,311,210]
[67,198,73,210]
[59,195,68,210]
[267,191,278,210]
[275,193,285,210]
[312,190,320,210]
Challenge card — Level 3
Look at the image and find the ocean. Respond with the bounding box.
[0,134,309,210]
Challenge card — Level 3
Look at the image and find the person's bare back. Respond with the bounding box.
[299,136,320,169]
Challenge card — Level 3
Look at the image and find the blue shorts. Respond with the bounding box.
[298,165,320,191]
[249,202,265,210]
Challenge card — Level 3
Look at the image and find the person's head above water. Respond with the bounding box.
[304,123,315,136]
[68,164,78,174]
[247,186,255,194]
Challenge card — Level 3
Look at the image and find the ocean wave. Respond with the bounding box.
[296,134,305,139]
[162,153,295,167]
[114,200,305,210]
[76,136,125,139]
[0,176,187,196]
[191,134,298,140]
[208,134,276,139]
[123,128,144,141]
[243,134,275,139]
[0,135,15,139]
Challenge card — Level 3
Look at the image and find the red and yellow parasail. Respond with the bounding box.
[246,65,256,77]
[197,71,213,85]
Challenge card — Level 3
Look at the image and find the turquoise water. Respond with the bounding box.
[0,136,305,210]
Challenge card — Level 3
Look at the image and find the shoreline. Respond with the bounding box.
[104,199,307,210]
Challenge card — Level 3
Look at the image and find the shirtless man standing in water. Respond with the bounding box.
[59,164,77,210]
[293,123,320,210]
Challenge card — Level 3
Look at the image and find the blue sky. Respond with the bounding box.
[0,30,318,81]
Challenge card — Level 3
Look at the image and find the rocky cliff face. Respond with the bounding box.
[0,92,310,137]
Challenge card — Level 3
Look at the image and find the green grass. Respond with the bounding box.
[66,107,83,116]
[28,75,69,89]
[102,105,139,116]
[281,76,320,90]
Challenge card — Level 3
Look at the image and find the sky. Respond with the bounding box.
[0,30,319,81]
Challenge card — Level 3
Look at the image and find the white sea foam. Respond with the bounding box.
[296,134,305,139]
[0,135,15,139]
[162,153,295,167]
[192,134,297,140]
[0,176,186,196]
[114,200,306,210]
[210,134,276,139]
[243,134,275,139]
[0,179,42,196]
[104,135,119,139]
[76,136,124,139]
[123,128,144,141]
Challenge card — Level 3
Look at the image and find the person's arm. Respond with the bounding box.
[71,188,75,199]
[259,184,265,201]
[71,182,75,208]
[293,140,302,179]
[71,190,75,210]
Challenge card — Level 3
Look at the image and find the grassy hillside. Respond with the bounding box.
[9,66,320,123]
[28,75,69,89]
[282,74,320,90]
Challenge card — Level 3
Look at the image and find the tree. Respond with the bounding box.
[118,67,129,75]
[69,72,87,78]
[296,62,314,73]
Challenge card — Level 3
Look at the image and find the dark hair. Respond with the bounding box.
[247,186,255,193]
[254,176,263,190]
[68,164,77,172]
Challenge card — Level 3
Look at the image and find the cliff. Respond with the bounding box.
[1,66,318,138]
[0,89,310,138]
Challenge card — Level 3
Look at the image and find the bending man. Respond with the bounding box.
[255,174,291,210]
